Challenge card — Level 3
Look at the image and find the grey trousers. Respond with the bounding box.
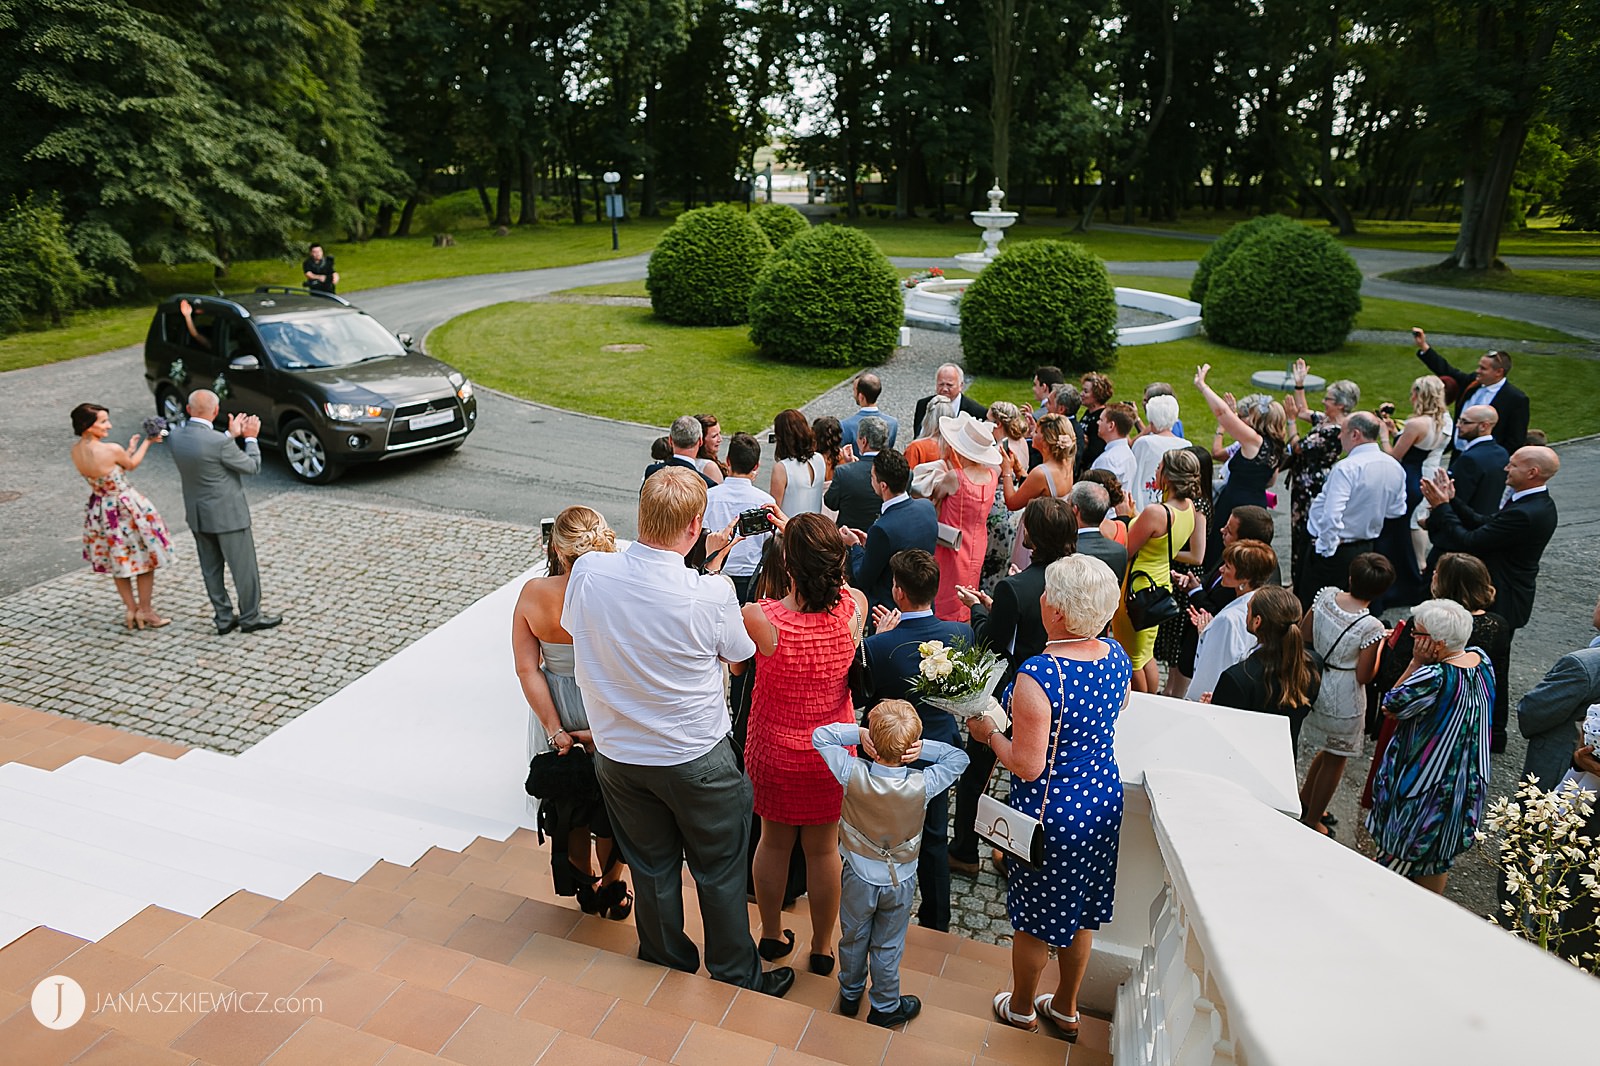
[838,862,914,1012]
[594,738,762,987]
[193,527,261,626]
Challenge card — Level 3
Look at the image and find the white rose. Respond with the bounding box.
[933,658,954,679]
[919,658,941,680]
[918,641,945,657]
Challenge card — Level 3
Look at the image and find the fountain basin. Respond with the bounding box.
[902,280,1203,346]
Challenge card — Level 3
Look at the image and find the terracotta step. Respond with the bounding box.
[0,702,186,771]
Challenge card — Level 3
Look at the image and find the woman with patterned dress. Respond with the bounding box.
[967,554,1130,1043]
[69,403,174,629]
[741,513,868,976]
[1366,598,1493,894]
[930,413,1001,622]
[980,402,1033,592]
[1111,449,1206,693]
[1195,365,1286,569]
[1283,365,1358,594]
[511,506,631,919]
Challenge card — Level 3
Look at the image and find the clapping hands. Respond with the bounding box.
[1419,469,1455,506]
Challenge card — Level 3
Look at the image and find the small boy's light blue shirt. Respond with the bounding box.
[812,722,968,886]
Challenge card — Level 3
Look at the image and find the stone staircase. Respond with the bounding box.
[0,710,1107,1065]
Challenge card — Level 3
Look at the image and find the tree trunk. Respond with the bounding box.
[397,195,419,238]
[474,180,493,226]
[518,148,537,225]
[373,203,394,239]
[1076,1,1174,232]
[641,81,659,217]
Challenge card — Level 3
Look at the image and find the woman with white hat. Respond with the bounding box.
[933,411,1002,622]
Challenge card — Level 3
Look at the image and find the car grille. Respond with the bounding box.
[386,396,464,450]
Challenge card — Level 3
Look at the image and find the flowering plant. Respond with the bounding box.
[909,639,1007,727]
[1479,776,1600,973]
[902,267,945,289]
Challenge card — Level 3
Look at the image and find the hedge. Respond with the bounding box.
[646,205,772,325]
[747,224,900,367]
[1189,214,1299,304]
[957,239,1118,377]
[750,203,811,250]
[1202,224,1363,353]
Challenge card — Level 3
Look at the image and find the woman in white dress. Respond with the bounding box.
[1380,377,1452,575]
[769,408,826,516]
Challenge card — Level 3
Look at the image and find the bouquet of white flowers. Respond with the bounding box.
[909,639,1008,732]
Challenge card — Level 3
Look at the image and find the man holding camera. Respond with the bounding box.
[704,432,775,605]
[1412,328,1529,453]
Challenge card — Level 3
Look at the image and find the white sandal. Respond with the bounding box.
[992,991,1039,1032]
[1033,993,1080,1042]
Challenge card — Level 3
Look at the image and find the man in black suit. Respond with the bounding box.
[843,449,938,615]
[946,499,1078,878]
[863,549,974,932]
[1413,329,1530,452]
[1443,405,1510,517]
[1067,481,1128,585]
[643,415,717,488]
[823,416,887,531]
[912,363,986,437]
[1421,445,1560,630]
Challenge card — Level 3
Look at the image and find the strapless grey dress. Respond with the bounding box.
[526,641,592,816]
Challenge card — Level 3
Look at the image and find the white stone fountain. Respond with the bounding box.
[900,182,1203,345]
[953,183,1017,272]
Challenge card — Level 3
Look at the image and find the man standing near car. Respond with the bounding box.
[167,390,281,635]
[303,243,339,294]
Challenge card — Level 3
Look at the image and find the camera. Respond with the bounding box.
[1378,402,1396,418]
[737,507,775,537]
[767,432,776,444]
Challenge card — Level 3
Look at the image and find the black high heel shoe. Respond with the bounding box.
[599,879,634,922]
[574,873,602,915]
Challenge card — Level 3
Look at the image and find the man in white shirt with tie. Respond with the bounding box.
[1298,412,1407,607]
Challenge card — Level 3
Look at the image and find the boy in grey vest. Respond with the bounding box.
[813,700,969,1027]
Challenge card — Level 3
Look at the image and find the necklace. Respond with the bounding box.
[1045,636,1098,648]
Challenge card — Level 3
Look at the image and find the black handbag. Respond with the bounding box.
[525,746,605,898]
[1125,504,1183,630]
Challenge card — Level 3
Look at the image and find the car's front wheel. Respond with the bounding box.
[282,419,340,484]
[157,387,185,425]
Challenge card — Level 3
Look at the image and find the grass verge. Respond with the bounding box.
[1383,265,1600,302]
[430,302,850,429]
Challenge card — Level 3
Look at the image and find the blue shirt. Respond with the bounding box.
[812,723,968,886]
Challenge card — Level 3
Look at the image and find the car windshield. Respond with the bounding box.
[257,313,404,369]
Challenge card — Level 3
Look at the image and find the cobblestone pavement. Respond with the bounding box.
[0,494,537,752]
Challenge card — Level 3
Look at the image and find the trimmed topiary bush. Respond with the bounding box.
[647,205,773,325]
[750,203,811,250]
[958,240,1118,377]
[1202,224,1363,354]
[1189,213,1299,303]
[747,224,900,367]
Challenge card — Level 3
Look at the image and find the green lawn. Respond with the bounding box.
[430,302,852,429]
[966,336,1600,444]
[1383,265,1600,301]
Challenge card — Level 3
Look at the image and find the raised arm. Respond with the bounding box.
[1194,364,1262,457]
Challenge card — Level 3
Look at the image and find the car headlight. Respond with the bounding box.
[324,402,384,421]
[456,380,474,401]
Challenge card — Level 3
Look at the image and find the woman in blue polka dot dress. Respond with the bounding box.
[967,553,1130,1042]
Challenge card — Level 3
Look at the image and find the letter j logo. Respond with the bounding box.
[31,975,86,1029]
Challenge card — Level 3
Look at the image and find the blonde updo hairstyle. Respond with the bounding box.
[1035,413,1076,463]
[546,505,617,576]
[987,401,1028,441]
[1043,554,1120,638]
[1411,375,1449,434]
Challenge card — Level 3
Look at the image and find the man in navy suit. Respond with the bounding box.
[912,363,986,437]
[823,416,887,531]
[1421,446,1560,631]
[838,373,898,452]
[1067,481,1128,585]
[843,450,937,615]
[643,415,717,488]
[1443,405,1510,517]
[1413,329,1529,453]
[863,549,972,932]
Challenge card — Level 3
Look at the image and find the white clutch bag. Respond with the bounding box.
[975,794,1044,869]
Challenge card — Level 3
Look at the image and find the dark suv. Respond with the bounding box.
[143,288,477,482]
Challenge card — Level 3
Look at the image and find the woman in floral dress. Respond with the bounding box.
[69,403,174,629]
[1283,365,1359,601]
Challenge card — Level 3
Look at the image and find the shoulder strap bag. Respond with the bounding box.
[974,657,1066,871]
[1124,504,1183,631]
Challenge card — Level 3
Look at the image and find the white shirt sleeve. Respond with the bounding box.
[1310,462,1353,557]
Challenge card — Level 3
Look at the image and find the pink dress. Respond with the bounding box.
[935,464,997,622]
[746,597,859,825]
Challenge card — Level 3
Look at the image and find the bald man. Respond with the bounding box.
[912,363,985,437]
[1421,445,1559,631]
[1443,404,1509,517]
[167,390,280,634]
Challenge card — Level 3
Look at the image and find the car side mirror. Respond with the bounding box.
[228,354,260,371]
[397,332,413,349]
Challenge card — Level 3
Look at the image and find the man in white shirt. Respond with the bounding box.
[1298,412,1407,607]
[703,432,775,605]
[1129,394,1191,511]
[1089,403,1138,514]
[565,467,794,998]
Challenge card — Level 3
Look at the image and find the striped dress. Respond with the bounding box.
[1364,651,1494,878]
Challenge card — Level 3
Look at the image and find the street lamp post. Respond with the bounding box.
[602,170,622,251]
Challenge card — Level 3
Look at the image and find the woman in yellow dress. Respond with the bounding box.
[1112,448,1207,692]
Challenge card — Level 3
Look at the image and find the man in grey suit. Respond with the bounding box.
[1068,481,1128,585]
[823,416,887,531]
[1518,643,1600,789]
[167,389,281,634]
